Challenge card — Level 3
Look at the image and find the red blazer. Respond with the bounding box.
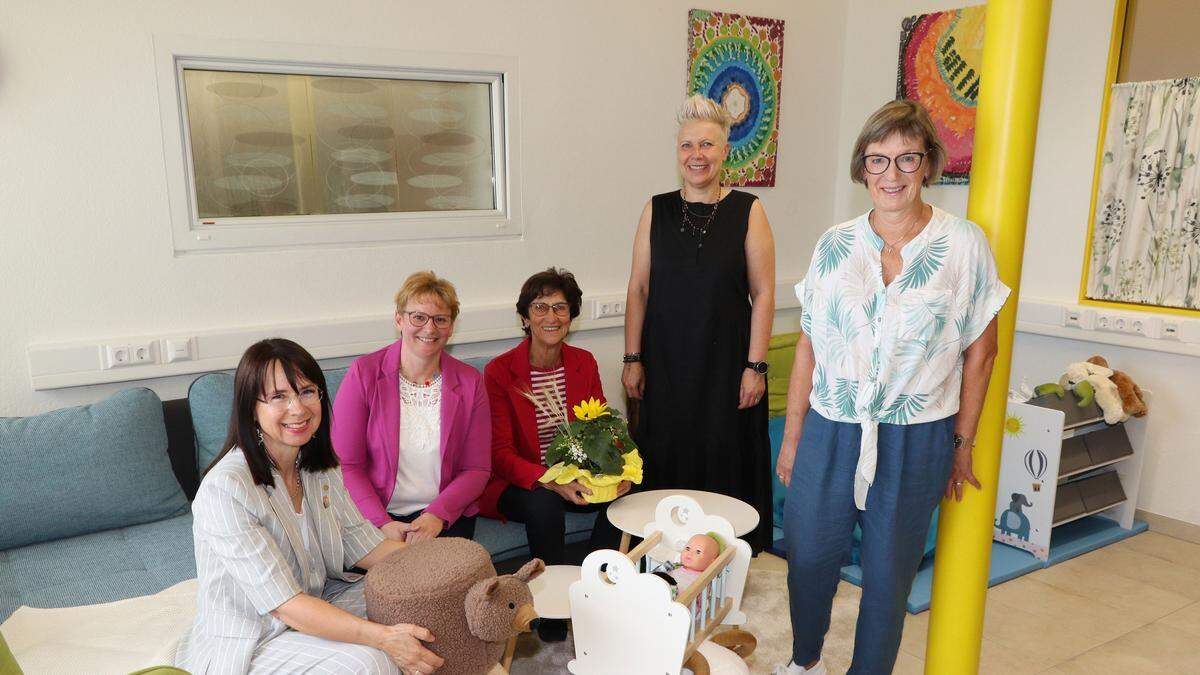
[332,341,491,528]
[479,339,605,520]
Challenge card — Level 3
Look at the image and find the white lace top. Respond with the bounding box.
[386,374,443,517]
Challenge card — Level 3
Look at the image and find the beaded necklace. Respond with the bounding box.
[679,186,723,250]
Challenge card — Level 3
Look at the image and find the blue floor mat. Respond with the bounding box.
[771,515,1147,614]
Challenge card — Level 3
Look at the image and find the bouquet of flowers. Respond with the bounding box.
[524,392,643,503]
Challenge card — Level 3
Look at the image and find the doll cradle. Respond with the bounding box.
[566,496,756,675]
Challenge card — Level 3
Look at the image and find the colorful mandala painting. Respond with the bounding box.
[687,9,784,187]
[896,5,985,185]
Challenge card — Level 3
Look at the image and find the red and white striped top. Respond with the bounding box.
[530,365,567,464]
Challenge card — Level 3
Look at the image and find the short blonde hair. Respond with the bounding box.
[677,94,732,141]
[394,271,460,320]
[850,99,946,187]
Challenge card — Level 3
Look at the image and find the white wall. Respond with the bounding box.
[6,0,1195,526]
[0,1,845,416]
[836,0,1200,526]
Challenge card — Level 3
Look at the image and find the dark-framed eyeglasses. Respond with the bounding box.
[258,386,323,411]
[403,311,453,328]
[863,151,927,175]
[529,302,570,317]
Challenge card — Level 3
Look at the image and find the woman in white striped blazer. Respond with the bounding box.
[176,339,445,675]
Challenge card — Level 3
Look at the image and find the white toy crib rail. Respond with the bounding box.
[628,531,737,661]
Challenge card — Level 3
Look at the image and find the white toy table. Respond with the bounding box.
[606,489,760,553]
[526,564,580,620]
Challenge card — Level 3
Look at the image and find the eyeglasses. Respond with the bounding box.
[529,302,570,317]
[403,311,453,329]
[258,386,323,411]
[863,151,927,175]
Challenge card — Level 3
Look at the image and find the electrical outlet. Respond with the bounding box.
[129,341,156,365]
[102,340,157,368]
[1129,317,1162,338]
[101,344,132,369]
[592,299,626,319]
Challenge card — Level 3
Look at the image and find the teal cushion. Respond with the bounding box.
[475,512,596,562]
[189,368,348,474]
[0,513,195,622]
[0,389,188,551]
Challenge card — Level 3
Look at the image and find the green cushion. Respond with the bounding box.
[0,389,188,550]
[766,332,801,418]
[0,631,23,675]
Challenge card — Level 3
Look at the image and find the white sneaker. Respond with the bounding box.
[772,661,828,675]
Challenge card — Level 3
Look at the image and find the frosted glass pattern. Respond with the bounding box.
[182,69,496,219]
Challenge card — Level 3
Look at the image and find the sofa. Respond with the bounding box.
[0,357,594,625]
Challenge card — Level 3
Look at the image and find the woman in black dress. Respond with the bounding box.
[622,94,776,552]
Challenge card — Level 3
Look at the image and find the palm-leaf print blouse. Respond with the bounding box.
[796,206,1010,509]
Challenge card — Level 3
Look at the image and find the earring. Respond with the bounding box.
[255,426,264,447]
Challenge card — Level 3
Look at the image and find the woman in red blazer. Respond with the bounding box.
[481,268,628,641]
[333,272,491,544]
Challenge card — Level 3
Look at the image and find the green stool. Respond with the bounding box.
[0,631,23,675]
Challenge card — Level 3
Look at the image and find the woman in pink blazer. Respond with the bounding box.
[333,272,491,543]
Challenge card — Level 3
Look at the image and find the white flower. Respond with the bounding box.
[567,439,587,465]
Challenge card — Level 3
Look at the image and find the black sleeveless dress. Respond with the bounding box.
[635,189,773,553]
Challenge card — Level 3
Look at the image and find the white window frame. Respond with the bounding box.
[153,34,521,254]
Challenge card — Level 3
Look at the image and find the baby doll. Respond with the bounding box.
[652,532,725,597]
[670,533,723,588]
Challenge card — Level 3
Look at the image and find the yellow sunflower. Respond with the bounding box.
[572,397,611,421]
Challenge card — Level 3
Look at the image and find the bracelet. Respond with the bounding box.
[622,352,641,363]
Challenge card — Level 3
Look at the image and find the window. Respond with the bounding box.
[154,36,521,253]
[1080,0,1200,314]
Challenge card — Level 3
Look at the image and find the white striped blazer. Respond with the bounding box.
[176,448,384,674]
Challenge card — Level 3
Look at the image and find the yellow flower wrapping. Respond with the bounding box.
[538,449,643,503]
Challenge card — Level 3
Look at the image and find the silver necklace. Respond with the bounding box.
[874,215,920,255]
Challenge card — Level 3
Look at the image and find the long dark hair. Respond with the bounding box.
[204,338,339,487]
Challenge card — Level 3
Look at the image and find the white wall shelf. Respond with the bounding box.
[994,391,1148,561]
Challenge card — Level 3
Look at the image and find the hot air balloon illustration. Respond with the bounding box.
[1024,448,1047,492]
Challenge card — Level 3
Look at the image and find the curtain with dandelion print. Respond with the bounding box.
[1087,77,1200,309]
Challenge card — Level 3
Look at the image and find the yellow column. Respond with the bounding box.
[925,1,1051,673]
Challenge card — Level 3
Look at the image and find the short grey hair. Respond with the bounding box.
[850,99,946,186]
[677,94,732,141]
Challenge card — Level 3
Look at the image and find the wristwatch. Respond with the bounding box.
[745,360,768,374]
[953,433,972,450]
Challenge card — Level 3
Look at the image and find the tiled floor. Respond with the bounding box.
[753,530,1200,673]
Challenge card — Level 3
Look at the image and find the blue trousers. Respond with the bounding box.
[784,409,955,674]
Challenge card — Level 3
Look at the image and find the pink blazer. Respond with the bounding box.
[332,341,491,528]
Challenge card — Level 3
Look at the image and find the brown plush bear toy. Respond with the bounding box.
[365,538,544,675]
[1087,355,1148,418]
